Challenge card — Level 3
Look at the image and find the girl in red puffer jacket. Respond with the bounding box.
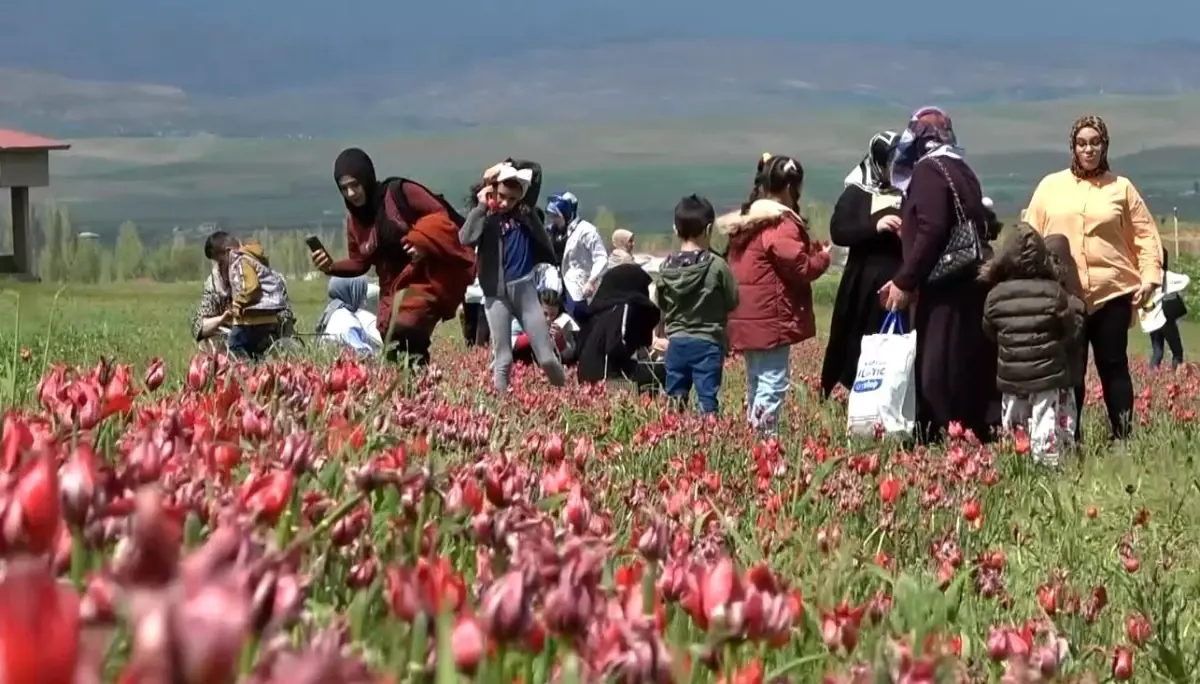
[718,154,832,434]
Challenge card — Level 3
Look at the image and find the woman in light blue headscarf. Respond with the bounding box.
[316,276,382,353]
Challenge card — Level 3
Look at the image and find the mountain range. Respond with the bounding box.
[6,39,1200,137]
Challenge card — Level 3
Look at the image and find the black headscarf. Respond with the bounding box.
[334,148,382,225]
[334,147,410,255]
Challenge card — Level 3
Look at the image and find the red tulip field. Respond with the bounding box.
[0,282,1198,683]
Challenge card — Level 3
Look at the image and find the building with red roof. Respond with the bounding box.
[0,128,71,277]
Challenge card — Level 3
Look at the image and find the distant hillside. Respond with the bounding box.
[23,114,1200,239]
[8,40,1200,136]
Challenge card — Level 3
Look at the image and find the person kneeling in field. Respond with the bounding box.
[659,194,738,415]
[192,231,296,354]
[226,238,293,360]
[575,263,663,392]
[981,223,1084,466]
[315,276,383,354]
[512,289,579,366]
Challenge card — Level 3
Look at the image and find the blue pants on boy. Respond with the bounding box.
[665,336,723,414]
[228,324,279,360]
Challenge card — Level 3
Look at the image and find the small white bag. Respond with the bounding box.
[1138,271,1190,333]
[847,311,917,437]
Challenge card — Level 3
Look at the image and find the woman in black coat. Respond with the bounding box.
[575,264,662,391]
[820,131,904,397]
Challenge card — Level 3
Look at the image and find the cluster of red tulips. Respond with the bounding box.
[0,344,1195,683]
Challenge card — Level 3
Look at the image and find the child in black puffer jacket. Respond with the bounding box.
[981,223,1084,466]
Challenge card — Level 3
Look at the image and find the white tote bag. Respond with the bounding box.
[847,311,917,437]
[1138,271,1190,333]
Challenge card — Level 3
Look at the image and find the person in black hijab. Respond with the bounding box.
[575,263,663,390]
[313,148,475,367]
[819,131,905,397]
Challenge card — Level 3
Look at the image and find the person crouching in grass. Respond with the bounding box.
[459,162,567,393]
[512,289,579,366]
[227,239,291,359]
[658,194,739,415]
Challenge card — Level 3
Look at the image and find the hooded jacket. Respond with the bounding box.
[657,250,739,347]
[228,241,290,326]
[717,199,831,352]
[459,205,557,298]
[981,224,1084,395]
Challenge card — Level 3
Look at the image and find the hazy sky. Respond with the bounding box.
[3,0,1199,92]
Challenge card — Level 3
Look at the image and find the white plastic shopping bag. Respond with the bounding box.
[847,311,916,437]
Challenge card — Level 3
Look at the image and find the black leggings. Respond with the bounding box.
[460,303,490,347]
[1075,295,1134,441]
[384,325,432,368]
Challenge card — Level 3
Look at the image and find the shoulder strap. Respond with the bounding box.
[390,179,468,228]
[928,157,969,226]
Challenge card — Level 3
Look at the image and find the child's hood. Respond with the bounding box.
[236,240,270,266]
[979,223,1054,285]
[659,251,716,296]
[716,199,802,241]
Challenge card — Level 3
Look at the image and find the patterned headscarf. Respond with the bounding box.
[845,130,899,195]
[889,106,964,195]
[1070,115,1110,179]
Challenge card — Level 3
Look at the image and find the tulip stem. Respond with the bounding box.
[279,491,366,557]
[641,560,658,621]
[69,526,87,589]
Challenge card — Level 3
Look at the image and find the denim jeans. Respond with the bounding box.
[228,324,278,360]
[744,346,791,433]
[1149,319,1184,369]
[665,336,724,414]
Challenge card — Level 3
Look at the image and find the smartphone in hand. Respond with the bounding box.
[305,235,325,253]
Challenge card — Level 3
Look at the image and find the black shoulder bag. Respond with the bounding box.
[925,157,984,284]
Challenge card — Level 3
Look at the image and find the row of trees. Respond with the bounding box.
[0,199,833,284]
[1,204,354,284]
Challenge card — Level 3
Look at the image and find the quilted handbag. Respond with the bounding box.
[925,157,984,284]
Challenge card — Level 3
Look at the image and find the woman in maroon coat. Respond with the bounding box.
[719,155,833,434]
[879,107,998,443]
[313,148,475,367]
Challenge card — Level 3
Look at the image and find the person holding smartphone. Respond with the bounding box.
[312,148,475,367]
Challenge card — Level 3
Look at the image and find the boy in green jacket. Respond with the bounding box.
[658,194,740,414]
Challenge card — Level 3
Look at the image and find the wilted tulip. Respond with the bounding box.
[59,443,98,528]
[479,570,532,643]
[143,358,166,391]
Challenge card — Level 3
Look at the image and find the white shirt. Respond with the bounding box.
[323,308,383,353]
[534,263,563,295]
[561,219,609,302]
[465,279,484,304]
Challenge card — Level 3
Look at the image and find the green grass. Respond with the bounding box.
[3,279,1200,681]
[3,280,1197,370]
